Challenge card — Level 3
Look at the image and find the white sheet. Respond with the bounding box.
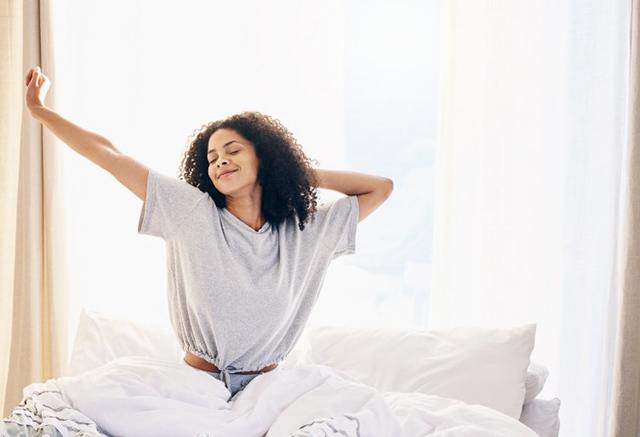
[39,356,538,437]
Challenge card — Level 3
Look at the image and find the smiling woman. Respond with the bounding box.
[179,111,322,231]
[177,111,392,232]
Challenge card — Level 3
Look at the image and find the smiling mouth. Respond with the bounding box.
[219,170,238,179]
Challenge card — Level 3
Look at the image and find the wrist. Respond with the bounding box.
[29,104,49,120]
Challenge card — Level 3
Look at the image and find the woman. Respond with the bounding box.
[24,66,394,402]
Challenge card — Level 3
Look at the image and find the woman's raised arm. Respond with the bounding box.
[24,66,149,202]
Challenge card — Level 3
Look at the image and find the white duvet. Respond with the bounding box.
[21,355,539,437]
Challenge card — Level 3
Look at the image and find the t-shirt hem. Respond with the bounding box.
[331,195,358,257]
[184,344,288,372]
[345,195,358,254]
[137,169,156,236]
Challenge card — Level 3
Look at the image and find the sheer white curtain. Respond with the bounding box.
[429,1,629,436]
[51,0,346,363]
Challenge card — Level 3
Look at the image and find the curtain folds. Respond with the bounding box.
[609,0,640,434]
[0,0,69,417]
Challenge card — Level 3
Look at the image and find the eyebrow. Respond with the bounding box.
[207,140,240,155]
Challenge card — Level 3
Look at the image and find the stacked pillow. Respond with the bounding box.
[519,362,560,437]
[301,323,536,420]
[286,323,559,436]
[520,397,561,437]
[524,361,549,403]
[64,308,182,377]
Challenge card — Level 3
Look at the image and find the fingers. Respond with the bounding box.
[25,66,43,87]
[35,66,42,87]
[25,69,37,87]
[25,69,33,86]
[30,71,39,87]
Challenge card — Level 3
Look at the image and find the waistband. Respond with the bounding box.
[212,364,278,390]
[183,353,278,387]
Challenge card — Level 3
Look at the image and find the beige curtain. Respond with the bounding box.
[610,0,640,435]
[0,0,69,417]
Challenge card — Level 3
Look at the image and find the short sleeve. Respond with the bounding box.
[137,168,207,240]
[311,194,359,259]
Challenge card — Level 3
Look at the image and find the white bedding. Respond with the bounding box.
[30,355,539,437]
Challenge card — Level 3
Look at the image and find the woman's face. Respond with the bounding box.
[207,128,261,194]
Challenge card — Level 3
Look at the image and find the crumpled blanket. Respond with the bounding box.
[1,355,539,437]
[0,378,107,437]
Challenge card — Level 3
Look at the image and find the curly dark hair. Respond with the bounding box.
[178,111,321,231]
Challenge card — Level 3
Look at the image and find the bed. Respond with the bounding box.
[1,309,560,436]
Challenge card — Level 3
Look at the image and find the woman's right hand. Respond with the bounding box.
[24,66,51,115]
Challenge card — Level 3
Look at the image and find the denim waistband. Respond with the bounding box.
[214,365,276,389]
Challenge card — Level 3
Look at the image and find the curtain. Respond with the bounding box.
[429,1,629,436]
[0,0,69,417]
[609,0,640,434]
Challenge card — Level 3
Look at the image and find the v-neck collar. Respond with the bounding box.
[220,207,271,234]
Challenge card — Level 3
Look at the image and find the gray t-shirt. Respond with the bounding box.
[137,168,358,384]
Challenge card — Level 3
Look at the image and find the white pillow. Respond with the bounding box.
[278,328,315,369]
[525,361,550,403]
[306,323,536,420]
[65,308,182,377]
[519,397,561,437]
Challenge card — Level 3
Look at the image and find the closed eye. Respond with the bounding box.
[209,150,239,164]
